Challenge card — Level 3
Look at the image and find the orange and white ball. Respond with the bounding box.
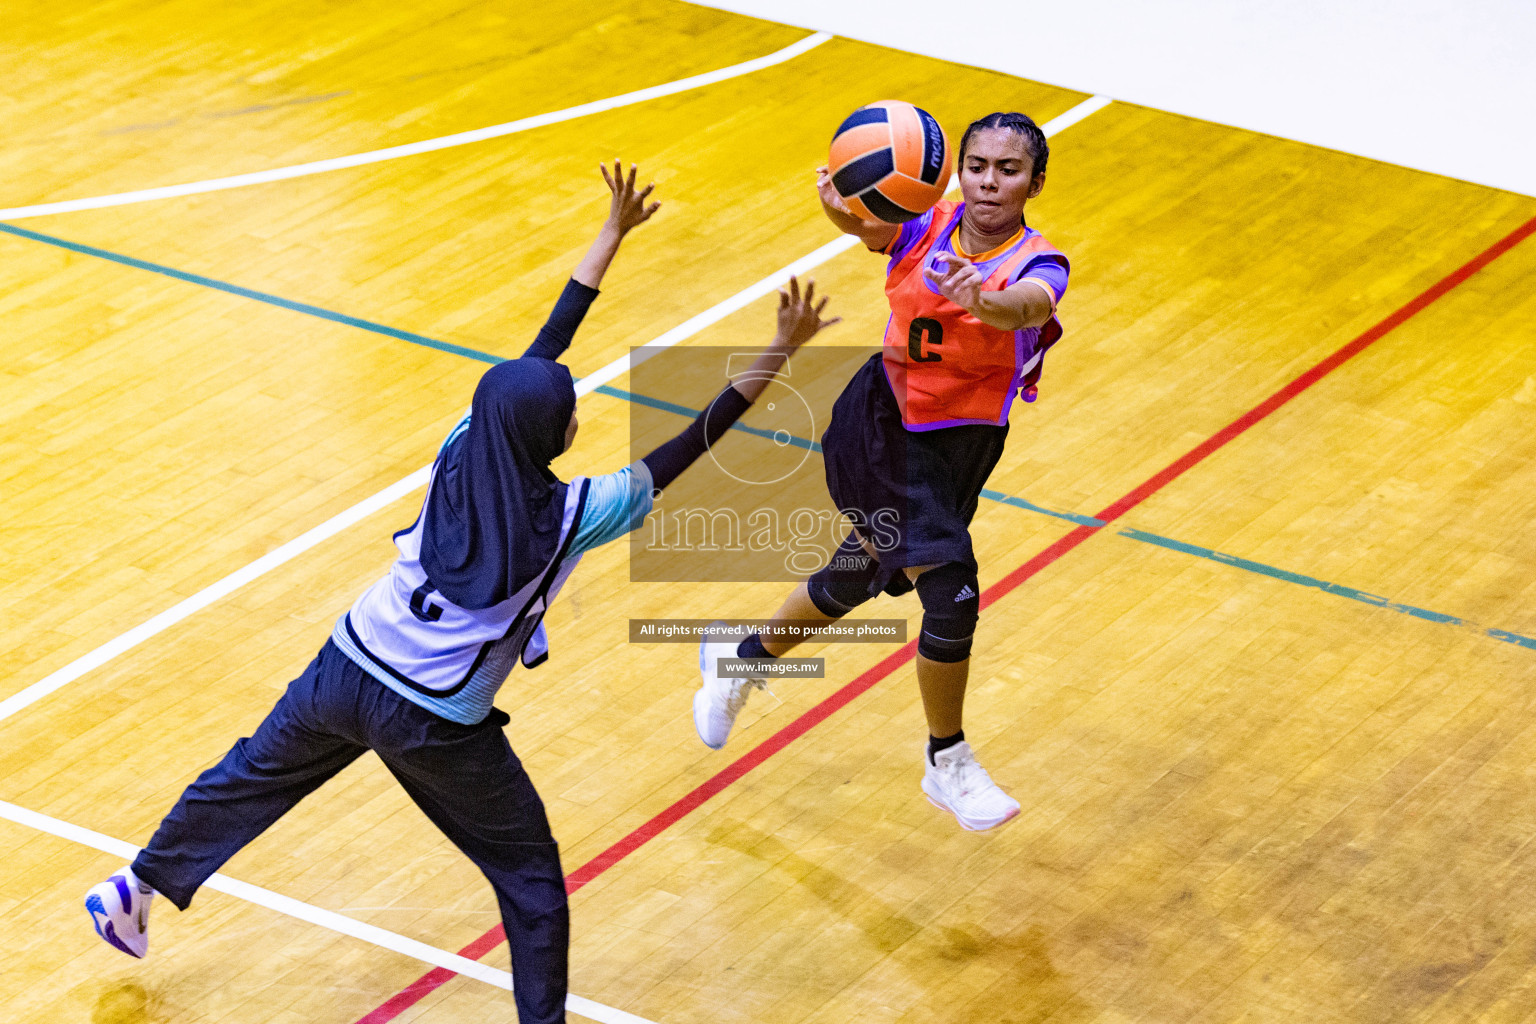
[828,100,952,223]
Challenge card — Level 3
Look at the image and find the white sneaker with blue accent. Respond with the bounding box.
[694,623,767,750]
[921,741,1020,831]
[85,866,154,958]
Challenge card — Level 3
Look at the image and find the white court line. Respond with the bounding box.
[0,92,1112,729]
[0,799,653,1024]
[0,32,832,222]
[1040,93,1113,135]
[0,469,430,724]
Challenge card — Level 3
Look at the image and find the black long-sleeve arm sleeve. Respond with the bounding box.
[641,383,754,491]
[522,278,601,360]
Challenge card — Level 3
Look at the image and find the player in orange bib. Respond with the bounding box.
[693,112,1070,831]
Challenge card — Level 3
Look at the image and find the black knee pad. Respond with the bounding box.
[915,561,979,663]
[807,534,880,617]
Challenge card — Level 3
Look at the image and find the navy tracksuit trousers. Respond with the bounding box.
[133,640,568,1024]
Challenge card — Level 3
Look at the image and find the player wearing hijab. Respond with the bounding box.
[84,164,840,1024]
[693,113,1069,832]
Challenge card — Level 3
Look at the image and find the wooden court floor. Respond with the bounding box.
[2,1,1535,1022]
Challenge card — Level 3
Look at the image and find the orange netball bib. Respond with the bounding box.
[881,200,1066,429]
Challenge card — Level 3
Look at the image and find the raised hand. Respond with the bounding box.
[572,162,660,288]
[599,160,661,236]
[923,251,984,310]
[774,275,841,352]
[815,165,852,216]
[728,277,841,402]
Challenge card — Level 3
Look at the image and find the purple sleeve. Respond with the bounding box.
[1010,254,1070,304]
[883,207,935,264]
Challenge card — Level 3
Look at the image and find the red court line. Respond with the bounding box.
[356,212,1536,1023]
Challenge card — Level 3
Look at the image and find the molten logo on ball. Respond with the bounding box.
[828,100,952,224]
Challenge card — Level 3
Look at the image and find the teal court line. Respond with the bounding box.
[979,488,1105,529]
[0,222,503,365]
[6,219,1533,653]
[595,385,821,452]
[1119,529,1536,651]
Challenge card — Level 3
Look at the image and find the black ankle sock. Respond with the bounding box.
[928,730,965,764]
[737,633,772,660]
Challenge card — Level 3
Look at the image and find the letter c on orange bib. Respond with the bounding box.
[829,100,952,224]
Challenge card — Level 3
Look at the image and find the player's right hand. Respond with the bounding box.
[774,276,840,350]
[815,166,852,215]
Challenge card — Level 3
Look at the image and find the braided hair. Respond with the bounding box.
[958,112,1049,178]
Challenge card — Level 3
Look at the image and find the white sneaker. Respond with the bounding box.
[85,866,154,958]
[694,623,767,750]
[921,741,1020,831]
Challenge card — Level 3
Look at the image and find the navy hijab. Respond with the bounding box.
[419,357,576,610]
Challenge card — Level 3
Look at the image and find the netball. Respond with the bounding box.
[828,100,952,223]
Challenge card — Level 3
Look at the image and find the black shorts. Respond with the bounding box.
[821,354,1007,592]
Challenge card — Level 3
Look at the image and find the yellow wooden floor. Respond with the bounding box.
[2,1,1535,1022]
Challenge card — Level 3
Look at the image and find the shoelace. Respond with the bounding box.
[724,676,767,716]
[938,753,993,797]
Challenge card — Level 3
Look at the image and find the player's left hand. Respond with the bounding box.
[923,252,984,310]
[600,161,661,235]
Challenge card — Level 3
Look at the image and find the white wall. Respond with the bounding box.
[697,0,1536,197]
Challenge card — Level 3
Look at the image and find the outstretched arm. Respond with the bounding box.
[642,277,839,491]
[922,252,1056,330]
[573,161,661,289]
[523,161,661,360]
[562,278,840,559]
